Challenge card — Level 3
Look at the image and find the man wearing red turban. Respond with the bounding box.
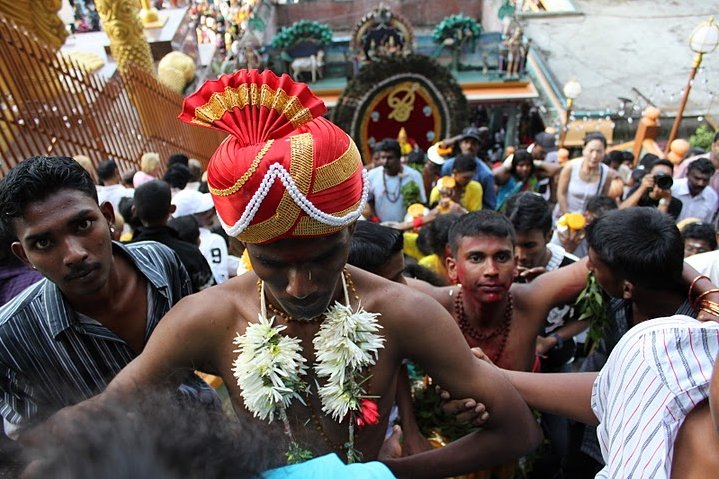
[56,70,542,476]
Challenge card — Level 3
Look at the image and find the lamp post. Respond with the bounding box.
[664,17,719,154]
[559,79,581,148]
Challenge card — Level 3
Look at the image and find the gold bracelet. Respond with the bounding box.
[688,274,711,304]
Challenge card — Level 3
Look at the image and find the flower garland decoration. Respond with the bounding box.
[233,275,384,464]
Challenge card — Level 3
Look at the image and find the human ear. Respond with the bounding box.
[446,256,457,283]
[10,242,32,269]
[100,201,116,229]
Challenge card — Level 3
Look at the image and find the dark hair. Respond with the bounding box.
[651,159,674,172]
[348,221,403,274]
[449,210,516,257]
[96,159,118,183]
[118,196,142,234]
[604,150,624,168]
[403,263,446,286]
[167,153,189,168]
[121,170,136,188]
[583,132,607,148]
[377,139,401,158]
[453,154,478,174]
[163,164,192,190]
[621,151,635,165]
[682,222,717,251]
[133,180,172,225]
[510,149,534,177]
[639,153,660,169]
[587,208,684,291]
[0,156,98,237]
[22,390,275,479]
[688,157,716,176]
[505,192,552,235]
[168,215,201,245]
[585,195,617,216]
[426,213,461,257]
[407,150,427,165]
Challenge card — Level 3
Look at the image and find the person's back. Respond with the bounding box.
[131,180,214,293]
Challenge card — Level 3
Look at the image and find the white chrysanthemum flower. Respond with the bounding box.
[313,302,384,421]
[233,314,308,421]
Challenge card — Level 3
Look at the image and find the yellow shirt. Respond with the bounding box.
[403,232,424,261]
[418,254,448,279]
[429,180,483,212]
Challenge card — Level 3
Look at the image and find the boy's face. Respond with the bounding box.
[514,229,550,269]
[11,189,115,300]
[447,234,517,303]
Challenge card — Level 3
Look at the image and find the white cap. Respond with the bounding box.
[427,143,448,165]
[172,189,215,217]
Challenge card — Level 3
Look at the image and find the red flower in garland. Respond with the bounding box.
[356,399,380,428]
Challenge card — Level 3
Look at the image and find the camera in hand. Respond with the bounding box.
[653,172,673,190]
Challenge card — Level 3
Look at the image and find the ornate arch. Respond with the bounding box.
[332,54,468,163]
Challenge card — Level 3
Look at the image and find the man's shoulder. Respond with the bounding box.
[0,280,49,333]
[123,240,179,263]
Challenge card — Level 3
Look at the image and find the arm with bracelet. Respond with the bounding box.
[684,263,719,322]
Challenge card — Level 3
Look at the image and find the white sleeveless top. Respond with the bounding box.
[565,158,609,213]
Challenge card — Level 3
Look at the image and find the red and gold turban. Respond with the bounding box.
[178,69,367,244]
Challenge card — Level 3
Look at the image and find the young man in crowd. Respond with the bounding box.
[503,192,587,370]
[365,139,426,223]
[672,157,718,224]
[0,157,213,438]
[40,70,541,477]
[620,158,682,220]
[408,209,590,372]
[429,154,483,212]
[440,127,497,210]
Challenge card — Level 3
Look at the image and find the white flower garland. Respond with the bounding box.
[232,273,384,463]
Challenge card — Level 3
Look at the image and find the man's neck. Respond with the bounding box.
[630,289,686,326]
[461,288,510,328]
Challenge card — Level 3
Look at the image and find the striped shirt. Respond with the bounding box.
[0,241,204,432]
[592,315,719,478]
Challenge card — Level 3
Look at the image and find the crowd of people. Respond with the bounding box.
[0,68,719,479]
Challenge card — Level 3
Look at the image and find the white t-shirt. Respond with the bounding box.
[199,228,229,284]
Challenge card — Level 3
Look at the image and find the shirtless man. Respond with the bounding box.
[43,70,540,478]
[409,209,589,372]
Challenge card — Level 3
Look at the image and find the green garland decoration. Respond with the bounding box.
[574,272,610,347]
[271,20,333,50]
[432,14,481,46]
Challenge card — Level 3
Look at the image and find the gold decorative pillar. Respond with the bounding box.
[0,0,68,50]
[95,0,154,74]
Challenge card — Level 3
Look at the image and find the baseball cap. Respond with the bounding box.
[461,127,483,143]
[172,189,215,217]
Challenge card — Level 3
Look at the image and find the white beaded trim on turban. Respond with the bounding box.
[220,165,369,238]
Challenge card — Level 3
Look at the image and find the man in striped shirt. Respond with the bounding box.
[449,208,719,478]
[0,156,211,439]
